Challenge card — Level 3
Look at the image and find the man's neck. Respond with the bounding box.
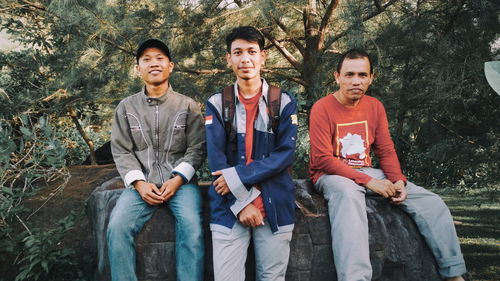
[237,77,262,98]
[145,82,169,98]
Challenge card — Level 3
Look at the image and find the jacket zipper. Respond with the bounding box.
[155,104,165,183]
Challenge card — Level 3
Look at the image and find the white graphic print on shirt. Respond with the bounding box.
[335,121,370,167]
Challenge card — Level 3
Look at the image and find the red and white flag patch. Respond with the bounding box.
[205,115,213,125]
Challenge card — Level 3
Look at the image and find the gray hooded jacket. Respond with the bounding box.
[111,86,206,187]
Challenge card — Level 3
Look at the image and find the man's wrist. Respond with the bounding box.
[394,179,406,187]
[132,180,145,189]
[172,175,183,184]
[171,171,187,184]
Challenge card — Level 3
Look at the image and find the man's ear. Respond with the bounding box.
[334,71,340,83]
[226,53,232,68]
[168,61,175,73]
[369,72,375,84]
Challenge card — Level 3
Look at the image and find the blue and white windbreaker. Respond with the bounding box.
[205,80,298,234]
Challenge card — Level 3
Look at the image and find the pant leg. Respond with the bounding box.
[211,221,251,281]
[252,221,293,281]
[107,188,157,281]
[167,183,204,281]
[315,174,371,281]
[400,182,466,278]
[359,168,466,278]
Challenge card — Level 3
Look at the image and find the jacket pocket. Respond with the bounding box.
[130,125,148,151]
[167,112,187,153]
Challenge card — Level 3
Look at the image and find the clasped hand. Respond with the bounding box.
[365,179,407,204]
[134,175,183,205]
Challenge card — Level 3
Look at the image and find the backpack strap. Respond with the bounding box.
[222,86,237,151]
[267,85,282,133]
[222,85,281,152]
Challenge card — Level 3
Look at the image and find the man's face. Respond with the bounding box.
[135,47,174,86]
[334,57,374,103]
[226,39,266,81]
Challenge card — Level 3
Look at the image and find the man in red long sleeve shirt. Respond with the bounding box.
[309,49,466,281]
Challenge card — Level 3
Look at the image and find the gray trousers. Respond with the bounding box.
[211,221,293,281]
[315,167,466,281]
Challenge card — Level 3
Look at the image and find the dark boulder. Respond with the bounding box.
[86,178,441,281]
[82,141,114,165]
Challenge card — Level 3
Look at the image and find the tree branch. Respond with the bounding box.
[19,0,45,11]
[373,0,382,12]
[100,37,135,57]
[263,69,308,87]
[261,28,303,72]
[317,0,340,50]
[325,0,400,51]
[176,67,229,75]
[271,16,306,56]
[174,66,307,86]
[68,107,97,165]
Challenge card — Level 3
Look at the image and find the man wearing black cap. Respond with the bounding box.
[107,39,206,281]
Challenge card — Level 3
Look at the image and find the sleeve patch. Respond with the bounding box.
[291,114,298,125]
[205,115,213,125]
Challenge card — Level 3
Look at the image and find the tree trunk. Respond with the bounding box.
[68,107,97,165]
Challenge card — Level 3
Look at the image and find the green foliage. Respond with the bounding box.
[292,114,310,179]
[0,114,76,280]
[196,159,212,182]
[405,137,499,193]
[14,213,78,281]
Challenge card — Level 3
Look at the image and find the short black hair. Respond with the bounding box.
[336,49,373,74]
[136,39,172,63]
[225,26,265,53]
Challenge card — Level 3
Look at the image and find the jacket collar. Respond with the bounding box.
[233,79,270,104]
[141,84,175,106]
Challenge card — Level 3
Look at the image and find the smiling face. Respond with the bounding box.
[135,47,174,88]
[226,39,266,83]
[334,57,374,106]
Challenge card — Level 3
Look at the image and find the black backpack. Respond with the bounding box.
[222,85,282,151]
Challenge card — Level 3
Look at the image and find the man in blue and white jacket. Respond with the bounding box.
[205,26,298,281]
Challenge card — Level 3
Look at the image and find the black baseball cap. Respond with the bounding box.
[135,39,172,62]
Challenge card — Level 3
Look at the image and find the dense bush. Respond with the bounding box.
[0,115,86,281]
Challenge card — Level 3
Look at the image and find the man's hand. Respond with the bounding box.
[238,204,264,227]
[364,178,398,198]
[133,180,164,205]
[390,180,407,204]
[212,170,230,196]
[160,175,183,202]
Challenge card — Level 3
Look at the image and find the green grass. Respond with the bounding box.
[438,191,500,281]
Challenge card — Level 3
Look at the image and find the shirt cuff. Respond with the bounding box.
[221,167,249,201]
[171,171,188,184]
[172,162,195,182]
[229,186,261,216]
[124,170,146,187]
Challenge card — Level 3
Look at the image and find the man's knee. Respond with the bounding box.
[176,212,203,239]
[408,183,447,207]
[318,175,365,200]
[107,215,132,240]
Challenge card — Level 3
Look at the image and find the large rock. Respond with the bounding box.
[86,178,440,281]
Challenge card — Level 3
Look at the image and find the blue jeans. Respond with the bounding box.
[107,183,204,281]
